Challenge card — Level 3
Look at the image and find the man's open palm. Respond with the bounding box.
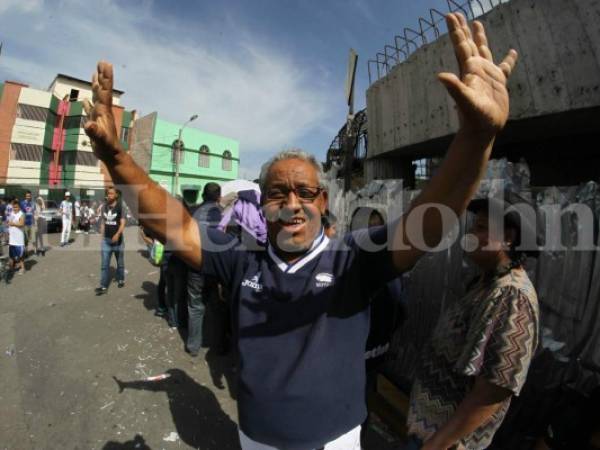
[83,62,121,161]
[439,13,518,135]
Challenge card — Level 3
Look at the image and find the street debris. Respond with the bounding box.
[163,431,179,442]
[75,286,92,292]
[5,345,15,356]
[100,401,115,410]
[144,373,170,382]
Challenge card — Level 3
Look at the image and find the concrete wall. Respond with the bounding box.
[129,112,157,173]
[18,87,52,108]
[0,82,25,183]
[366,0,600,160]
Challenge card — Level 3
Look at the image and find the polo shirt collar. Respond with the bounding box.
[267,228,329,274]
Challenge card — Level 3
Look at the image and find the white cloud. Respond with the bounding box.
[0,0,342,177]
[0,0,42,14]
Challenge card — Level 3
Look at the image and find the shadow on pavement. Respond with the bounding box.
[24,259,38,271]
[103,434,151,450]
[205,349,238,400]
[112,368,240,450]
[135,280,159,312]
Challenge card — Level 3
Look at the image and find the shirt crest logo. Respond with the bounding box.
[315,272,334,288]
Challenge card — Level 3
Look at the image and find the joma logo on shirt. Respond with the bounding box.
[241,273,263,292]
[315,272,334,288]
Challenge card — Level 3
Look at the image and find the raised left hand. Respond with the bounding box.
[439,13,518,136]
[83,62,122,162]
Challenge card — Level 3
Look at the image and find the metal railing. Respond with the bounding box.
[368,0,511,84]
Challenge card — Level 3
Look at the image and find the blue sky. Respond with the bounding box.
[0,0,459,179]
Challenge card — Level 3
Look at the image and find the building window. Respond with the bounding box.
[16,104,49,122]
[58,151,98,167]
[414,158,432,181]
[76,151,99,167]
[69,89,79,101]
[10,143,43,162]
[222,150,232,171]
[172,139,185,164]
[198,145,210,168]
[120,126,130,144]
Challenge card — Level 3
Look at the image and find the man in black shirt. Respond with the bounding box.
[95,187,126,295]
[187,182,223,356]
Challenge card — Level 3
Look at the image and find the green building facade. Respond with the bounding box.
[130,112,239,204]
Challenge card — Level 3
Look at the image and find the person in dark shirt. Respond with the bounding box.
[20,190,36,256]
[0,198,7,248]
[163,196,191,329]
[187,182,223,355]
[95,187,126,295]
[83,13,518,448]
[350,207,406,374]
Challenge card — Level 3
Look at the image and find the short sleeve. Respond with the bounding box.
[344,221,400,290]
[456,287,539,395]
[200,226,241,288]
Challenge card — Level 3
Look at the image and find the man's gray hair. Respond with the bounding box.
[258,149,324,192]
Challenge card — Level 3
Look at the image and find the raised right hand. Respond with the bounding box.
[83,61,122,162]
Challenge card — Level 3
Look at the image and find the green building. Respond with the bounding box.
[130,112,239,204]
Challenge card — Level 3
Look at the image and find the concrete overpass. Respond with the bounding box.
[365,0,600,186]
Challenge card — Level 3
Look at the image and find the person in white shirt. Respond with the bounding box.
[60,192,74,247]
[74,198,82,233]
[81,201,92,234]
[8,200,25,275]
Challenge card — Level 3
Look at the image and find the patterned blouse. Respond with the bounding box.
[407,268,539,450]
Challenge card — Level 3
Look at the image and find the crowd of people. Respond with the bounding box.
[0,191,47,277]
[0,189,132,281]
[135,182,263,357]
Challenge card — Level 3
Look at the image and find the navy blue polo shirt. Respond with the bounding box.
[200,224,399,449]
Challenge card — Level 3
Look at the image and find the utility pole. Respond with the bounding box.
[343,49,358,192]
[174,114,198,195]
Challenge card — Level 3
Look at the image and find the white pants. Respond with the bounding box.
[61,217,72,244]
[239,425,361,450]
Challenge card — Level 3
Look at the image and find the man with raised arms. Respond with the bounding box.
[84,13,518,450]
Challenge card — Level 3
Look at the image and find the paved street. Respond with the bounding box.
[0,228,400,450]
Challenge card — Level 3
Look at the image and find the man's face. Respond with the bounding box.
[262,158,327,255]
[107,189,117,203]
[25,192,32,201]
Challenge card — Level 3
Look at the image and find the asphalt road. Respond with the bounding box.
[0,228,400,450]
